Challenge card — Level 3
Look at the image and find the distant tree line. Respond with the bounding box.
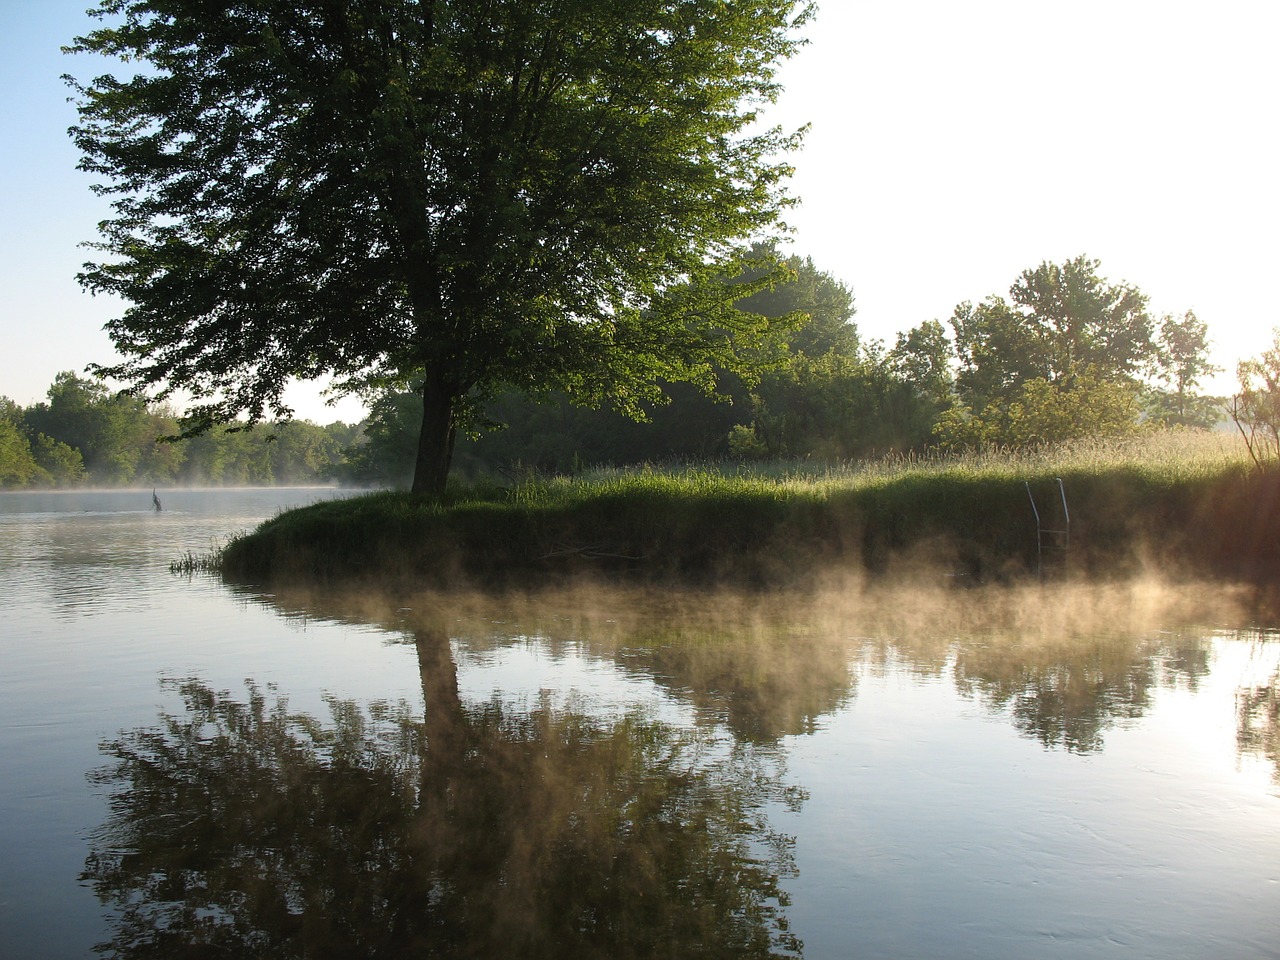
[1,252,1233,490]
[0,373,357,488]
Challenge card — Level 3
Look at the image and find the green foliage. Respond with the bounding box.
[950,296,1052,408]
[334,377,749,481]
[887,319,953,406]
[336,389,425,487]
[731,243,858,358]
[68,0,814,495]
[0,395,87,488]
[30,433,87,487]
[332,249,865,481]
[475,380,747,471]
[173,421,349,486]
[728,423,769,460]
[0,418,40,488]
[745,346,937,459]
[951,255,1155,412]
[22,371,176,485]
[942,256,1217,446]
[262,421,346,485]
[938,371,1142,447]
[710,251,945,461]
[2,373,350,488]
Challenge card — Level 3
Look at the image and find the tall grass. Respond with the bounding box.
[216,429,1274,586]
[513,429,1247,496]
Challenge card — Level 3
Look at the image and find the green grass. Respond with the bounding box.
[214,429,1278,586]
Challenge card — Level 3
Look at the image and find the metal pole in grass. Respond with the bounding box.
[1026,482,1043,579]
[1026,479,1070,580]
[1056,477,1069,556]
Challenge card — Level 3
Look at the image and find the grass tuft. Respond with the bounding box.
[169,550,223,575]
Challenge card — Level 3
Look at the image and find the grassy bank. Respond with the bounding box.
[216,431,1280,587]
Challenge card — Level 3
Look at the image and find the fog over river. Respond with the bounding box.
[2,488,1278,958]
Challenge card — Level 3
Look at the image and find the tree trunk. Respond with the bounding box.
[412,371,458,497]
[408,627,466,938]
[415,628,465,774]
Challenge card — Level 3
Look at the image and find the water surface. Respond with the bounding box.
[2,488,1278,957]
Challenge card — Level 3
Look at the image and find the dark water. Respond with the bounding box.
[2,489,1278,958]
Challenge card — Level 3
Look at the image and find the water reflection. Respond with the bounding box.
[1236,630,1280,787]
[81,579,1280,957]
[83,629,804,958]
[242,584,860,745]
[836,583,1229,753]
[244,579,1244,755]
[943,633,1209,753]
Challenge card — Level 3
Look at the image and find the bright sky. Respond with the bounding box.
[1,0,1276,423]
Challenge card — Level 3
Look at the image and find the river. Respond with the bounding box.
[1,487,1278,958]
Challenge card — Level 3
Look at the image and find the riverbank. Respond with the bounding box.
[213,433,1280,587]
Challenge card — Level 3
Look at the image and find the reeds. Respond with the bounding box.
[169,551,222,575]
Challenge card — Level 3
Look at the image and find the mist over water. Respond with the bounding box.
[2,489,1279,958]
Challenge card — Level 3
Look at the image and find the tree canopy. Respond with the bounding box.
[67,0,814,495]
[940,255,1221,445]
[950,254,1156,412]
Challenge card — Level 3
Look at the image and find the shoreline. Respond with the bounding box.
[213,461,1280,589]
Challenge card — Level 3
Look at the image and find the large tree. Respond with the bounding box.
[939,255,1172,445]
[950,255,1156,411]
[67,0,812,495]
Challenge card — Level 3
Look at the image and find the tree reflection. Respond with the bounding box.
[623,633,852,743]
[83,630,803,958]
[1236,633,1280,788]
[234,583,858,745]
[1238,683,1279,781]
[964,632,1217,752]
[473,598,856,744]
[848,585,1219,755]
[951,643,1157,753]
[84,682,422,958]
[233,579,1226,757]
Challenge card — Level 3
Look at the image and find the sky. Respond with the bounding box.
[1,0,1276,424]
